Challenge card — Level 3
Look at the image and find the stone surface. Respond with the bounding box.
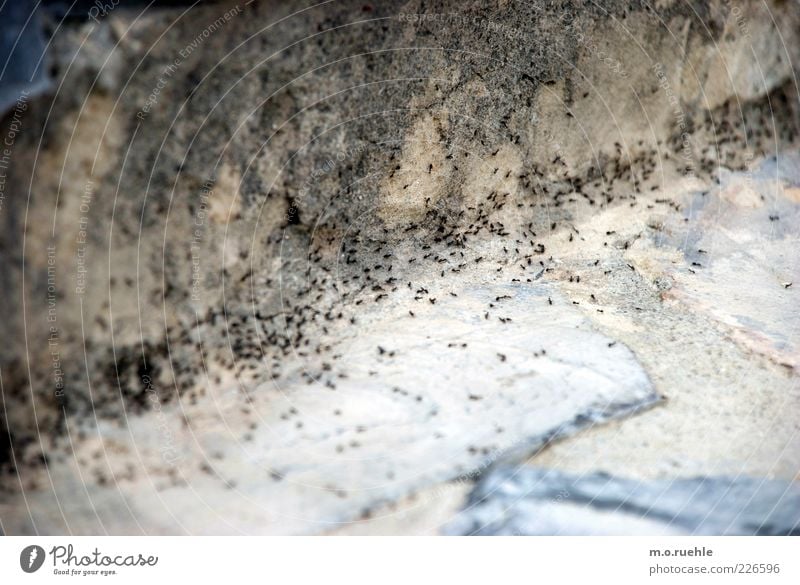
[652,159,800,370]
[0,258,659,534]
[1,0,799,535]
[0,3,49,115]
[531,158,800,482]
[444,467,800,536]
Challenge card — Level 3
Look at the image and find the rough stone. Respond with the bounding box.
[1,0,799,535]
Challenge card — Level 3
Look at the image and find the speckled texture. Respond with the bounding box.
[444,467,800,535]
[1,0,799,534]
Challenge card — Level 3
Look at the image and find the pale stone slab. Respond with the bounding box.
[4,278,657,534]
[445,467,800,536]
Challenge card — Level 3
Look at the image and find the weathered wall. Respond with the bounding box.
[1,0,798,534]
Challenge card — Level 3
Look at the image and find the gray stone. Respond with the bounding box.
[1,0,799,535]
[0,265,659,534]
[445,467,800,535]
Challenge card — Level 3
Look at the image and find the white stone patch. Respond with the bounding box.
[7,268,657,534]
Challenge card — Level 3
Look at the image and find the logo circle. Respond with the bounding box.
[20,545,45,573]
